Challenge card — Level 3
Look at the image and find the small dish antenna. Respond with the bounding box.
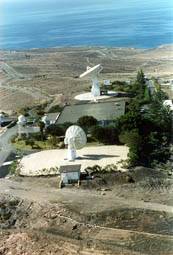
[64,125,87,161]
[17,115,28,138]
[104,80,111,86]
[41,114,49,127]
[79,64,103,97]
[17,115,27,125]
[0,113,4,127]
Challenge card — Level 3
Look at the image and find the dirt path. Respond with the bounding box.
[0,177,172,214]
[0,175,173,254]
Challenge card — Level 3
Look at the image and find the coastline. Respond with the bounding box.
[0,43,173,52]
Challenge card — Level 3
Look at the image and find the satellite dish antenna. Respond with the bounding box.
[0,113,4,127]
[64,125,87,161]
[80,64,103,97]
[104,80,111,86]
[17,115,27,125]
[17,115,28,138]
[41,114,49,127]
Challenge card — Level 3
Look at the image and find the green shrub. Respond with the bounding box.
[11,135,17,143]
[48,136,60,148]
[119,129,142,167]
[46,124,64,137]
[91,125,120,145]
[9,160,21,176]
[77,116,98,132]
[59,122,73,133]
[25,139,35,148]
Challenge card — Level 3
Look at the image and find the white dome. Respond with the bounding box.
[0,113,4,119]
[64,125,87,150]
[18,115,26,124]
[163,100,173,110]
[0,113,4,123]
[41,115,48,123]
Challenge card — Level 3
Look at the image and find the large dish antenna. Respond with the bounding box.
[64,125,87,161]
[80,64,103,97]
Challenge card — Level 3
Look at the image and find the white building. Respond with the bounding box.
[59,164,81,187]
[163,100,173,111]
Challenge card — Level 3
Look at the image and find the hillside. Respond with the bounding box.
[0,45,173,113]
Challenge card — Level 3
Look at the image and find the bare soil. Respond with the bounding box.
[0,45,173,112]
[0,167,173,254]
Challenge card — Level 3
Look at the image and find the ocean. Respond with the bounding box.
[0,0,173,50]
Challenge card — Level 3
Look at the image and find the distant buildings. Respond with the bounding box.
[0,113,16,127]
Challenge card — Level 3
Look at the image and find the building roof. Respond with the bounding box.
[57,100,125,124]
[59,164,81,173]
[46,112,60,123]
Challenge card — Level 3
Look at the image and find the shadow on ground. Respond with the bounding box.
[77,154,119,160]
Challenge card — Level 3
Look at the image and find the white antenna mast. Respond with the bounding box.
[80,64,103,97]
[17,115,28,138]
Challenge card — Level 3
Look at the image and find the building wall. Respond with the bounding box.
[61,172,80,184]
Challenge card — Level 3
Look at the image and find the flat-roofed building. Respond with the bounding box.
[59,164,81,187]
[56,100,126,126]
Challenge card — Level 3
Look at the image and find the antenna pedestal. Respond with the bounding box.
[67,147,77,161]
[18,123,29,138]
[91,78,100,97]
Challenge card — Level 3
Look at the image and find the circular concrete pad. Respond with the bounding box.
[75,91,118,101]
[20,145,129,176]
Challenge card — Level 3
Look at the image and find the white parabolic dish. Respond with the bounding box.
[17,115,26,125]
[79,64,102,78]
[64,125,87,150]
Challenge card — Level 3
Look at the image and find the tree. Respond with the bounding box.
[130,69,146,99]
[38,121,45,140]
[116,86,172,167]
[91,126,120,145]
[136,69,145,86]
[46,124,64,137]
[90,126,105,143]
[59,122,73,133]
[77,116,98,132]
[119,129,142,166]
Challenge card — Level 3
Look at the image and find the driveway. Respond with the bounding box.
[0,125,17,167]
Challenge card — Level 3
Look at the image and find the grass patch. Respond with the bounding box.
[13,140,54,151]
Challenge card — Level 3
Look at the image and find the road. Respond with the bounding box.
[0,125,17,167]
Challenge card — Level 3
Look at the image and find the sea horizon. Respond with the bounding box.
[1,43,173,53]
[0,0,173,50]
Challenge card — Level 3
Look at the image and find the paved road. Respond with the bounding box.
[0,126,17,167]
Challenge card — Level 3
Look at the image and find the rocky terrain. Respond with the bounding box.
[0,45,173,113]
